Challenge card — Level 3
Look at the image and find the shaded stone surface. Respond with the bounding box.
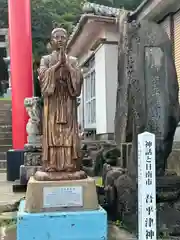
[0,173,24,213]
[173,124,180,142]
[168,142,180,176]
[81,140,119,177]
[20,96,43,185]
[107,12,180,236]
[108,223,136,240]
[115,15,180,177]
[24,152,42,166]
[20,165,43,185]
[103,163,180,236]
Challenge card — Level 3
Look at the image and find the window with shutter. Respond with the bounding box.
[174,10,180,102]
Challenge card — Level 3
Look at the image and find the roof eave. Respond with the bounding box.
[67,14,116,52]
[134,0,180,21]
[129,0,151,20]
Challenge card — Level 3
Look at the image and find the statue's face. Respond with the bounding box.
[51,29,67,50]
[46,43,52,54]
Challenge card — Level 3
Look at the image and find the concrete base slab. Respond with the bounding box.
[17,200,107,240]
[13,179,27,193]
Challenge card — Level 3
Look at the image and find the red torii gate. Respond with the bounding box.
[8,0,33,149]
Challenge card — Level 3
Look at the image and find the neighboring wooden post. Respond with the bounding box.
[138,132,156,240]
[8,0,33,149]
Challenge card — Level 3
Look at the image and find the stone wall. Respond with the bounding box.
[168,141,180,175]
[0,29,8,55]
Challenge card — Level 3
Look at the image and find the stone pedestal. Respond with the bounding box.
[20,149,42,185]
[24,151,42,166]
[24,97,42,147]
[167,141,180,175]
[18,200,107,240]
[20,165,43,185]
[25,176,99,213]
[20,96,42,185]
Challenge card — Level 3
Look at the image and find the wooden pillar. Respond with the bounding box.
[8,0,33,149]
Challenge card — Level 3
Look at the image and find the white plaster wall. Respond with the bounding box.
[94,43,118,135]
[103,24,119,42]
[78,28,105,67]
[74,24,119,134]
[105,44,118,133]
[77,92,83,127]
[95,44,107,134]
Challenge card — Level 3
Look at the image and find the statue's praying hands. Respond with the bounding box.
[36,28,85,180]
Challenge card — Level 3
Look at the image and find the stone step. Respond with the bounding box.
[0,145,12,153]
[0,104,11,111]
[0,118,12,124]
[0,160,6,169]
[0,132,12,138]
[0,103,11,107]
[82,157,93,167]
[0,100,11,106]
[0,119,11,125]
[0,138,12,145]
[0,99,11,103]
[0,152,6,160]
[0,111,11,123]
[0,121,12,125]
[173,141,180,150]
[0,109,11,116]
[0,125,12,133]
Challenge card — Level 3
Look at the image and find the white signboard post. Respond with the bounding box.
[138,132,156,240]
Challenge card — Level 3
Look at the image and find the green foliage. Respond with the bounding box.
[113,0,143,10]
[0,0,8,28]
[0,0,143,60]
[31,0,83,60]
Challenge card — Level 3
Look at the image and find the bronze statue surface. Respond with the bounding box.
[35,28,86,181]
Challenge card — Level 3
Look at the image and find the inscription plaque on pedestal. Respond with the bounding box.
[25,177,99,213]
[43,186,83,208]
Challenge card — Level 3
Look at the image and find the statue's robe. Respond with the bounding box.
[39,50,83,171]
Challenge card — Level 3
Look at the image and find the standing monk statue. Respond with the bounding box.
[35,28,87,181]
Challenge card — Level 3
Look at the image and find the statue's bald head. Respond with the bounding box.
[50,28,68,50]
[51,28,67,38]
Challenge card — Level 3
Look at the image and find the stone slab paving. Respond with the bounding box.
[108,224,136,240]
[0,224,136,240]
[0,173,24,213]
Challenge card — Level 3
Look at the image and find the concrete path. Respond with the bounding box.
[0,173,24,212]
[0,225,136,240]
[108,224,136,240]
